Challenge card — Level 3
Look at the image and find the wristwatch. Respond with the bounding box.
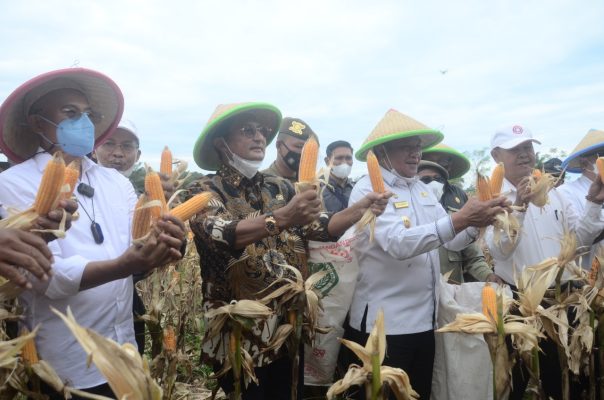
[264,211,280,236]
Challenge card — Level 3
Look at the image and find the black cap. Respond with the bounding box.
[279,117,314,140]
[542,158,563,175]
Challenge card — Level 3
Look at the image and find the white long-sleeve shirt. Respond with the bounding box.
[0,152,137,389]
[558,175,604,269]
[485,178,604,285]
[348,167,478,335]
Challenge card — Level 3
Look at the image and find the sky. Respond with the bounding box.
[1,0,603,179]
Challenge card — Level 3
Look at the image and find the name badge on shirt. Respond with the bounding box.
[394,201,409,209]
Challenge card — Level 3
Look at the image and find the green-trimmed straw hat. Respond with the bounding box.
[562,129,604,173]
[355,109,443,161]
[422,143,471,180]
[193,102,282,171]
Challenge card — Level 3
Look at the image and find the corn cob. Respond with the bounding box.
[132,194,153,240]
[482,284,498,324]
[169,192,213,222]
[61,159,81,200]
[476,174,492,201]
[33,152,66,215]
[490,163,504,197]
[160,146,173,176]
[532,169,542,180]
[589,257,601,286]
[367,150,385,193]
[144,168,167,220]
[163,325,176,353]
[20,327,39,365]
[596,157,604,184]
[298,137,319,183]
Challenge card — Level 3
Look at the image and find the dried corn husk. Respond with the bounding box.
[52,307,162,400]
[528,172,556,208]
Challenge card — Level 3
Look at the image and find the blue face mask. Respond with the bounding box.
[37,113,96,157]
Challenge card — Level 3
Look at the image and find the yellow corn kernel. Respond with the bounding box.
[532,169,542,180]
[367,150,385,193]
[482,284,498,324]
[476,173,492,201]
[144,168,167,220]
[490,162,505,197]
[163,325,176,353]
[597,157,604,185]
[20,328,39,365]
[34,152,66,215]
[132,194,153,240]
[160,146,173,176]
[298,137,319,183]
[61,159,81,200]
[169,192,213,222]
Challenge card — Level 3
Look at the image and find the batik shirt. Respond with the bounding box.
[188,164,336,367]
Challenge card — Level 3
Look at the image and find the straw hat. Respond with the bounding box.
[193,102,282,170]
[355,109,443,161]
[0,68,123,163]
[422,143,470,180]
[562,129,604,173]
[418,160,449,180]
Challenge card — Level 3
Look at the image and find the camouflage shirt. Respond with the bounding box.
[188,164,336,366]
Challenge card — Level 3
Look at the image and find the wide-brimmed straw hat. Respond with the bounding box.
[0,68,123,163]
[562,129,604,173]
[355,109,443,161]
[422,143,470,180]
[193,102,282,171]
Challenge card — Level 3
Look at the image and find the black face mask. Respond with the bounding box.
[282,143,301,171]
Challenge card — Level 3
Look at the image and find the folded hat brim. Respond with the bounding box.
[355,129,443,162]
[422,146,471,180]
[193,103,281,171]
[562,143,604,173]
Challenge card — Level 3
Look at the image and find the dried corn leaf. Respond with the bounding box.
[52,307,162,400]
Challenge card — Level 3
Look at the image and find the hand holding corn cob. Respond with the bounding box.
[0,228,54,289]
[586,162,604,205]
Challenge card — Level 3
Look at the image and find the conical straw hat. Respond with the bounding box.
[193,102,281,171]
[562,129,604,173]
[422,143,470,180]
[355,109,443,161]
[0,68,123,163]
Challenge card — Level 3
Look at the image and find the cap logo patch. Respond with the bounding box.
[288,121,306,135]
[512,125,523,134]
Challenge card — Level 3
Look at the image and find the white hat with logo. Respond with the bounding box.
[490,124,541,151]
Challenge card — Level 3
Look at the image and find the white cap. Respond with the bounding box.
[490,124,541,150]
[115,118,139,143]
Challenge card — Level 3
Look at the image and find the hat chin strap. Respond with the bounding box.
[35,132,60,153]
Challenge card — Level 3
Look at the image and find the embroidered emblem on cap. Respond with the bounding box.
[289,121,306,135]
[512,125,523,134]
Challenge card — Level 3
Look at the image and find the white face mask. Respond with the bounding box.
[221,139,262,179]
[331,163,352,179]
[426,180,444,200]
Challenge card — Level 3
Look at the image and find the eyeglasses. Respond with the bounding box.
[99,141,139,153]
[59,106,104,125]
[420,176,445,185]
[238,124,273,139]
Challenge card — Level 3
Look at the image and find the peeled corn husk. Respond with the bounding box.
[528,172,556,208]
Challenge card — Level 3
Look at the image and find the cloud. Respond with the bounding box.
[0,0,602,177]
